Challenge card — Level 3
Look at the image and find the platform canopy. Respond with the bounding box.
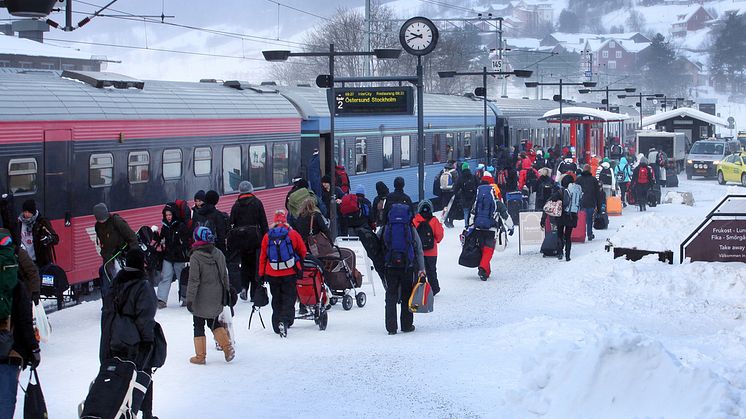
[641,107,729,128]
[540,106,631,122]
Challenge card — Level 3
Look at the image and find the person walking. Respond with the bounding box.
[534,168,556,212]
[186,227,234,364]
[371,181,389,230]
[452,163,477,226]
[382,177,413,224]
[192,190,228,254]
[472,174,513,280]
[575,164,601,241]
[557,174,582,261]
[156,202,191,308]
[17,199,58,269]
[615,156,632,207]
[437,162,457,228]
[258,210,307,338]
[412,200,443,295]
[379,203,425,335]
[229,181,268,302]
[632,157,655,212]
[100,249,158,419]
[93,203,139,297]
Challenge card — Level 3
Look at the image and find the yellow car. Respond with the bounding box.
[717,152,746,186]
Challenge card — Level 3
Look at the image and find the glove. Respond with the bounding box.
[258,276,265,285]
[508,227,515,236]
[30,348,41,369]
[186,301,193,313]
[31,292,40,305]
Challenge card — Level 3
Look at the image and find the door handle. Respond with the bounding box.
[64,211,71,227]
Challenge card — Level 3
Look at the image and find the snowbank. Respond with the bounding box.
[609,212,701,252]
[512,320,743,418]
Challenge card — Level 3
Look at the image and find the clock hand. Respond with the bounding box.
[407,34,423,42]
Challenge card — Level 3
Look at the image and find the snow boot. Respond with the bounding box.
[478,267,488,281]
[240,288,248,301]
[190,336,206,365]
[213,327,235,362]
[278,322,288,338]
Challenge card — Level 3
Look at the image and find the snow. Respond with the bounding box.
[642,107,730,128]
[0,34,92,60]
[542,106,631,122]
[18,175,746,418]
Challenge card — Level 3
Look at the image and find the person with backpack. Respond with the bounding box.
[187,227,234,363]
[191,190,228,254]
[615,156,632,207]
[371,181,389,230]
[192,190,206,214]
[596,158,616,200]
[0,229,40,419]
[472,174,513,280]
[99,249,158,418]
[382,177,413,225]
[452,163,477,226]
[647,147,664,183]
[16,199,58,270]
[631,156,655,212]
[258,210,307,338]
[320,175,344,220]
[556,156,578,179]
[229,181,269,302]
[286,178,324,226]
[335,165,351,195]
[557,174,582,261]
[339,185,373,236]
[93,203,140,298]
[412,200,443,295]
[576,164,601,241]
[437,163,457,228]
[156,202,191,308]
[379,203,425,335]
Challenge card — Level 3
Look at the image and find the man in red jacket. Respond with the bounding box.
[258,210,307,338]
[412,200,444,295]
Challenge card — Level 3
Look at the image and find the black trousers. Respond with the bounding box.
[636,183,650,211]
[240,250,259,297]
[424,256,439,295]
[557,224,573,258]
[268,276,297,334]
[619,182,628,205]
[384,269,415,333]
[192,316,218,337]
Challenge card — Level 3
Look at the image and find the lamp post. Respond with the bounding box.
[617,92,664,129]
[525,79,597,148]
[578,86,636,149]
[438,68,533,162]
[263,45,401,240]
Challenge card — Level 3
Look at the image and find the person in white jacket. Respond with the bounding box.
[595,157,616,200]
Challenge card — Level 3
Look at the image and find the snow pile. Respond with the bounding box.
[514,322,743,418]
[609,212,701,252]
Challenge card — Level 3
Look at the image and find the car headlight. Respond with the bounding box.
[713,160,721,165]
[687,159,693,164]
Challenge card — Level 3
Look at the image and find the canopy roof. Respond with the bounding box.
[540,106,631,122]
[641,107,729,128]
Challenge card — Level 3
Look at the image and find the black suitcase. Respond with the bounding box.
[648,184,661,207]
[80,357,151,419]
[593,211,609,230]
[540,230,560,257]
[458,232,482,268]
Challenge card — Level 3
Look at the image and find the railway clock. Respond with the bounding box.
[399,17,439,56]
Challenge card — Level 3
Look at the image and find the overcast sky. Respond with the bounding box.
[1,0,444,81]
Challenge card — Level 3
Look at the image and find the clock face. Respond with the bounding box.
[399,17,438,56]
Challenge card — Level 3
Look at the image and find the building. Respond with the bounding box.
[671,6,715,37]
[480,1,554,37]
[541,32,650,53]
[582,38,650,74]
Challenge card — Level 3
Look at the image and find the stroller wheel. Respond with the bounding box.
[342,295,353,311]
[329,297,338,306]
[318,311,328,330]
[356,292,367,308]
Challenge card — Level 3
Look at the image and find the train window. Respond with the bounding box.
[128,151,150,184]
[272,143,289,186]
[355,138,367,174]
[194,147,212,176]
[464,132,472,159]
[433,134,442,163]
[445,133,454,161]
[400,135,410,167]
[383,136,393,170]
[223,146,242,194]
[249,145,266,189]
[89,153,113,188]
[8,158,37,195]
[162,149,182,180]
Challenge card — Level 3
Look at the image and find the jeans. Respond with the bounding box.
[0,364,20,418]
[462,207,471,227]
[157,260,185,303]
[583,208,595,238]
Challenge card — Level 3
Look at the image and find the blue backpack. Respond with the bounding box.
[383,204,415,269]
[360,200,371,218]
[473,184,496,230]
[266,226,297,270]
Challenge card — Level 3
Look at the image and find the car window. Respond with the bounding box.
[690,142,724,155]
[742,157,746,165]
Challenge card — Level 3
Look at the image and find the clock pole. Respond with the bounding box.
[417,55,425,202]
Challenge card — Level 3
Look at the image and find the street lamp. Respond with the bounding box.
[439,67,533,162]
[525,79,597,147]
[263,44,402,240]
[618,92,664,129]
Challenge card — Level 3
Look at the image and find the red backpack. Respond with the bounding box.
[339,194,360,216]
[335,166,350,194]
[637,166,650,184]
[174,199,191,222]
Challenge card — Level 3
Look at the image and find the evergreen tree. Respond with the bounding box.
[638,33,686,96]
[558,9,580,33]
[710,12,746,92]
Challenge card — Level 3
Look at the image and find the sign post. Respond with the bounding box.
[518,211,545,255]
[681,194,746,263]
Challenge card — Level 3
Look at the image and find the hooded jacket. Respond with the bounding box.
[575,171,601,210]
[615,157,632,183]
[161,204,191,263]
[452,169,477,206]
[412,202,444,257]
[371,181,390,227]
[187,243,229,319]
[16,212,58,267]
[192,204,227,253]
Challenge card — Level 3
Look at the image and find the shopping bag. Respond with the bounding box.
[32,302,51,343]
[218,305,236,346]
[23,368,48,419]
[408,273,434,314]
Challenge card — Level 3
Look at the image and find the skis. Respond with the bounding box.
[440,195,456,224]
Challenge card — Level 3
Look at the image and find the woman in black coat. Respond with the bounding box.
[294,198,331,256]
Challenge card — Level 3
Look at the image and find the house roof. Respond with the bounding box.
[541,107,631,122]
[0,35,92,60]
[641,107,728,128]
[677,5,712,22]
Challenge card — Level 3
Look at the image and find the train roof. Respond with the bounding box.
[0,70,299,122]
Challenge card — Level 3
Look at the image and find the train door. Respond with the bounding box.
[43,129,73,272]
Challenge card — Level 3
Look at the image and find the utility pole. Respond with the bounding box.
[364,0,372,77]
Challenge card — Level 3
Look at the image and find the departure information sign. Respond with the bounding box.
[329,87,414,116]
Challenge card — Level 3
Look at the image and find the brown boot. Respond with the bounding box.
[189,336,206,365]
[212,327,235,362]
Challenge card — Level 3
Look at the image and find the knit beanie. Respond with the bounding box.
[22,199,36,214]
[394,177,405,190]
[194,190,206,201]
[93,203,109,222]
[461,162,469,171]
[193,226,215,243]
[239,181,254,194]
[204,190,220,206]
[273,210,288,225]
[355,184,365,195]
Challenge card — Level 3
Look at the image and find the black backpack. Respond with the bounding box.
[461,175,478,202]
[599,167,613,185]
[416,219,435,251]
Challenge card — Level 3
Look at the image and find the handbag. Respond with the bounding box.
[306,214,333,256]
[23,368,48,419]
[253,283,269,308]
[543,199,563,217]
[408,273,434,314]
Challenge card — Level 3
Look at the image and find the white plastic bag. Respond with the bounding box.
[33,302,51,343]
[218,306,235,346]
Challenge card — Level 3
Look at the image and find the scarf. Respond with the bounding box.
[19,210,39,227]
[192,240,210,249]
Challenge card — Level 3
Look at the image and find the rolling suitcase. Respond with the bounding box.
[593,210,609,230]
[571,210,586,243]
[606,195,622,216]
[540,223,560,257]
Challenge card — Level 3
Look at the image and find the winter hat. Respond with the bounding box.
[461,162,469,171]
[601,162,611,169]
[125,249,146,271]
[193,226,215,244]
[394,176,405,190]
[22,199,36,214]
[204,190,220,206]
[539,167,552,177]
[273,209,288,225]
[477,163,485,170]
[418,200,433,217]
[293,178,309,189]
[544,151,550,159]
[602,157,610,163]
[486,165,495,174]
[93,203,110,222]
[354,184,365,195]
[639,156,649,165]
[194,190,206,202]
[239,181,254,194]
[321,174,331,184]
[375,181,389,197]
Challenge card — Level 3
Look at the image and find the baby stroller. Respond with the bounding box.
[320,246,366,311]
[296,258,329,330]
[136,225,163,286]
